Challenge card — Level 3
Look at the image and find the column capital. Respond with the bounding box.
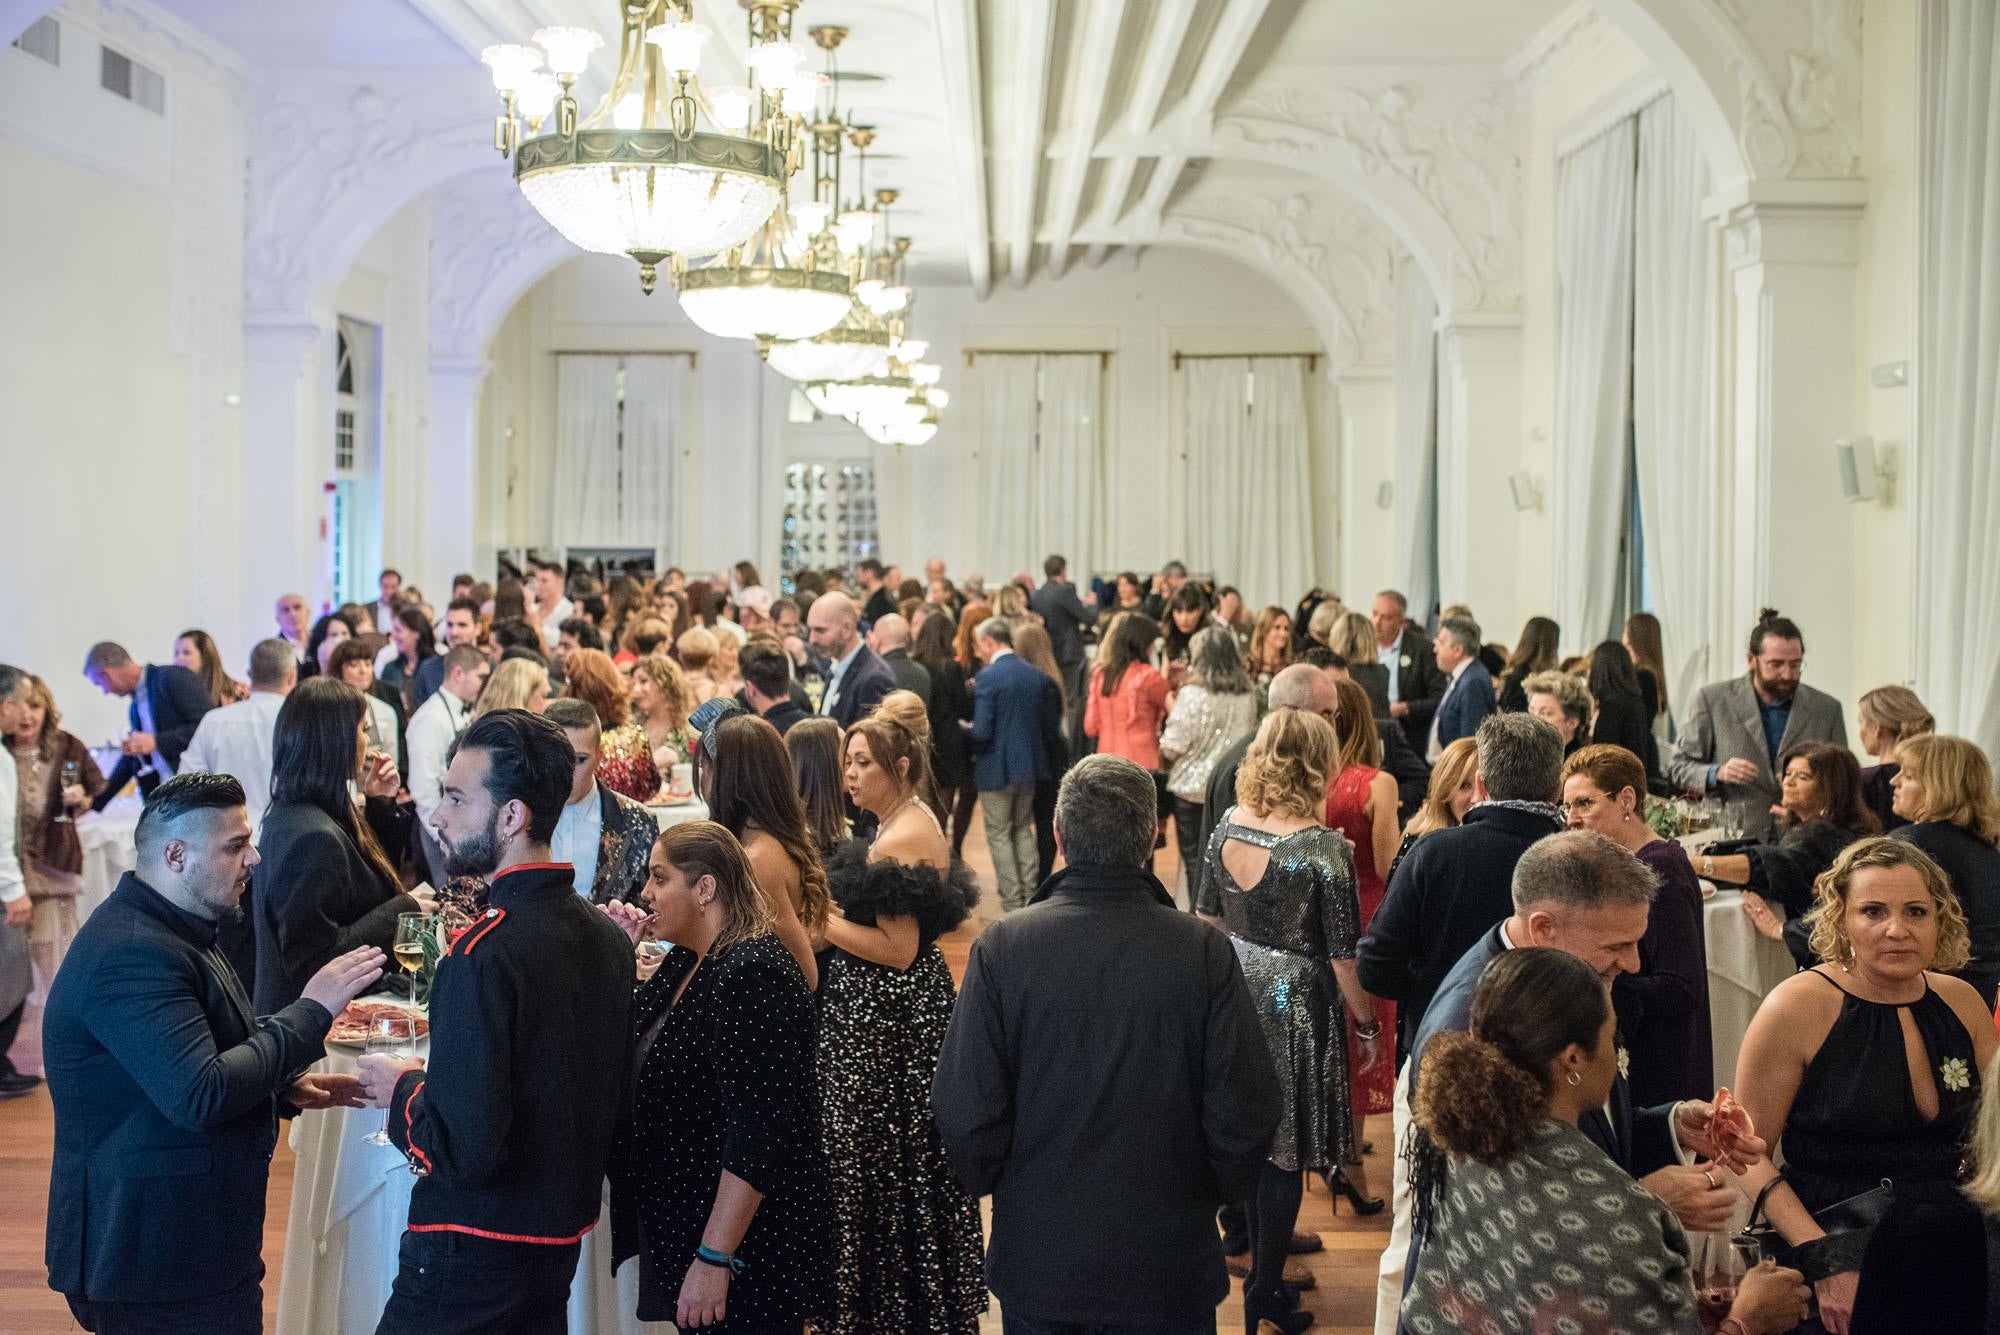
[1708,179,1867,270]
[428,356,494,392]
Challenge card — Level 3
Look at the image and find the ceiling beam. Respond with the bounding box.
[933,0,995,296]
[1041,0,1126,280]
[1173,0,1275,135]
[1080,0,1194,269]
[1005,0,1056,287]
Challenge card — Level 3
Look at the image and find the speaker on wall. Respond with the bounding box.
[1836,437,1878,502]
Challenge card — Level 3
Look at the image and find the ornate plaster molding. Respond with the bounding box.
[427,168,577,362]
[1714,0,1862,181]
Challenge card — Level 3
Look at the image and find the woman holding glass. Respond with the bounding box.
[1699,741,1878,940]
[253,677,434,1014]
[4,675,104,993]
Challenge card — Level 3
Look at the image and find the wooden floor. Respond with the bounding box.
[0,812,1391,1334]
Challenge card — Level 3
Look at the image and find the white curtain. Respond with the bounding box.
[1551,118,1637,654]
[1184,357,1315,609]
[1914,0,2000,757]
[620,355,685,550]
[972,354,1042,581]
[1392,262,1438,620]
[1033,354,1103,577]
[551,355,622,547]
[1633,95,1718,723]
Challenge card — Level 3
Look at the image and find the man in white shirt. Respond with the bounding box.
[275,592,314,678]
[0,664,35,1096]
[532,561,574,652]
[1425,615,1496,762]
[806,591,893,728]
[542,700,658,905]
[178,639,297,836]
[405,645,491,885]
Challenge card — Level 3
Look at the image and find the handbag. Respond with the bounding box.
[1745,1174,1895,1282]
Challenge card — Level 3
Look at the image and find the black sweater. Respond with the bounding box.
[389,863,634,1244]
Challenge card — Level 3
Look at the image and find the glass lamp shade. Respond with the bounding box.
[890,337,928,361]
[532,26,602,77]
[481,43,542,94]
[707,85,756,131]
[677,268,854,341]
[766,331,891,383]
[515,131,784,263]
[910,362,942,386]
[806,375,917,423]
[863,410,939,446]
[744,39,805,86]
[790,199,832,238]
[515,71,560,123]
[834,210,877,252]
[646,20,710,74]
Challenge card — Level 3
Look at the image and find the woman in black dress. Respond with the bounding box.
[1495,615,1560,714]
[1856,684,1935,833]
[1586,640,1661,785]
[604,822,832,1332]
[910,610,975,859]
[1734,837,1998,1332]
[253,677,430,1014]
[1889,734,2000,1007]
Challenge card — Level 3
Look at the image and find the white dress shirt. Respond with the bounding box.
[179,690,287,834]
[1378,630,1404,704]
[540,596,576,650]
[820,641,864,716]
[551,784,604,898]
[0,744,22,905]
[406,687,470,827]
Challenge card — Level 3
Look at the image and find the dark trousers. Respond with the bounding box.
[949,779,979,860]
[1172,796,1206,909]
[375,1230,580,1335]
[1004,1314,1217,1335]
[0,996,23,1077]
[66,1272,262,1334]
[1218,1201,1249,1255]
[1034,777,1060,882]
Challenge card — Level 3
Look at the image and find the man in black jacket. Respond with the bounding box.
[1369,591,1449,754]
[1357,711,1568,1059]
[358,709,634,1335]
[44,773,384,1334]
[83,641,217,809]
[933,754,1280,1333]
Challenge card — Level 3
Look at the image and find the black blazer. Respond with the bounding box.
[933,863,1280,1325]
[823,643,897,728]
[253,799,418,1015]
[1853,1189,1995,1334]
[93,664,217,809]
[1029,580,1092,671]
[922,656,973,789]
[44,873,331,1304]
[1897,820,2000,1008]
[1386,627,1449,752]
[882,647,934,708]
[1349,661,1392,720]
[1591,690,1661,780]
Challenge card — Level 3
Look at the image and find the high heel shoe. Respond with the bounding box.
[1243,1289,1315,1335]
[1327,1166,1385,1216]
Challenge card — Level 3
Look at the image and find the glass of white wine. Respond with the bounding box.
[392,913,428,977]
[361,1012,416,1148]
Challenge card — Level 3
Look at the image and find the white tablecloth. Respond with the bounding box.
[74,795,142,925]
[645,797,709,828]
[1702,888,1797,1090]
[275,1004,666,1335]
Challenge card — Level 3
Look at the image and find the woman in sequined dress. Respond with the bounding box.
[1198,709,1382,1335]
[563,648,661,803]
[812,708,986,1335]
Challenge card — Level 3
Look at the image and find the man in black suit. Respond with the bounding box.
[933,754,1279,1332]
[1029,554,1094,756]
[855,558,897,624]
[1370,589,1448,754]
[44,772,384,1335]
[738,639,810,736]
[806,591,895,727]
[83,641,217,810]
[870,612,933,707]
[276,592,316,679]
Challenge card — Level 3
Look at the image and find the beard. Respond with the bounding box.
[191,869,252,924]
[442,813,504,880]
[1753,667,1799,702]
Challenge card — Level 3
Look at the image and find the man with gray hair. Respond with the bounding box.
[179,639,299,837]
[933,754,1280,1334]
[83,641,217,809]
[1425,614,1495,761]
[1359,711,1568,1055]
[1376,831,1747,1333]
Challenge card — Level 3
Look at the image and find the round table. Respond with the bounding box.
[274,997,667,1335]
[1678,830,1799,1090]
[74,795,142,926]
[646,796,710,828]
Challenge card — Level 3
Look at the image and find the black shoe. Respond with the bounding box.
[1327,1166,1384,1216]
[1243,1289,1315,1335]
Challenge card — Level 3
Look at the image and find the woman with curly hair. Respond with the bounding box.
[813,706,985,1335]
[1408,947,1809,1335]
[562,648,660,804]
[630,652,695,776]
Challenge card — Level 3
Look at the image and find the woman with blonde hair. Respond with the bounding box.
[1734,837,1998,1331]
[471,657,548,718]
[1329,611,1390,717]
[1386,736,1479,882]
[4,675,105,992]
[1857,683,1935,831]
[1889,733,2000,1006]
[1246,605,1295,684]
[630,653,695,776]
[1198,708,1381,1328]
[676,626,723,706]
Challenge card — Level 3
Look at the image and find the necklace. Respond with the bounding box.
[10,744,42,774]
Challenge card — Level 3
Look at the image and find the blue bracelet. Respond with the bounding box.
[694,1245,746,1276]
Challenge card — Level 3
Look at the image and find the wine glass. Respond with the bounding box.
[391,913,428,979]
[361,1012,416,1148]
[53,761,81,824]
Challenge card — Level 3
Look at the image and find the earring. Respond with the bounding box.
[1565,1070,1582,1087]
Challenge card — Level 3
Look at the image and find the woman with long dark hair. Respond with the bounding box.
[1496,615,1560,713]
[253,677,432,1013]
[1085,612,1167,769]
[910,611,977,860]
[307,609,360,678]
[174,629,247,708]
[1587,639,1661,782]
[378,606,435,714]
[1702,740,1881,933]
[1623,610,1671,735]
[1159,584,1212,672]
[702,713,830,989]
[786,717,849,857]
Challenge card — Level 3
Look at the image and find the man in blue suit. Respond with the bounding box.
[965,617,1060,910]
[807,591,897,728]
[44,772,384,1334]
[1425,615,1495,761]
[83,641,218,809]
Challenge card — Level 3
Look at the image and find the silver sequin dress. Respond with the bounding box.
[1199,814,1360,1171]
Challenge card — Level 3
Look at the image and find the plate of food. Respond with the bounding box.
[327,998,429,1047]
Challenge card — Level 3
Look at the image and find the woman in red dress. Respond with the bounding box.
[1321,676,1402,1203]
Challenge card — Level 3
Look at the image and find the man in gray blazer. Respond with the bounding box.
[1666,610,1847,838]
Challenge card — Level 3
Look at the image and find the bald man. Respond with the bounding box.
[871,612,933,709]
[807,592,896,727]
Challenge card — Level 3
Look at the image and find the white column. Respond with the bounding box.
[242,317,334,614]
[1716,184,1865,710]
[1335,368,1397,600]
[1435,318,1525,627]
[425,357,490,592]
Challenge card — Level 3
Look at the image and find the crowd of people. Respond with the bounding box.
[3,554,1999,1335]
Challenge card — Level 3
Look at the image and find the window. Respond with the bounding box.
[13,17,58,66]
[99,45,165,113]
[333,331,358,474]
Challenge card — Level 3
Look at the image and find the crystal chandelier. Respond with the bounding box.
[480,2,812,295]
[674,24,857,343]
